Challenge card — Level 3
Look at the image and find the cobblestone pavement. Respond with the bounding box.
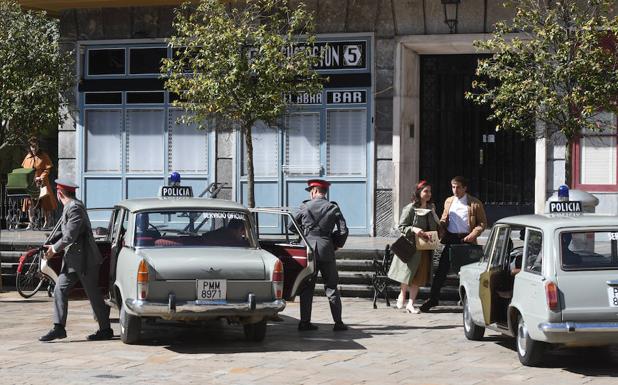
[1,291,617,385]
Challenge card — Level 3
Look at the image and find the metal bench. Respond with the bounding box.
[371,245,394,309]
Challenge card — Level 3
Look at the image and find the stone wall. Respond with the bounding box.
[58,0,516,235]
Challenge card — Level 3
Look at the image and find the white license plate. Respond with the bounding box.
[607,287,618,307]
[197,279,226,301]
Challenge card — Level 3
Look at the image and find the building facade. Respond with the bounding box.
[19,0,618,234]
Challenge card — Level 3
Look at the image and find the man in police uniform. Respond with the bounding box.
[39,180,113,342]
[293,179,349,331]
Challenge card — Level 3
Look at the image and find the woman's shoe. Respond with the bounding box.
[396,293,405,309]
[406,300,419,314]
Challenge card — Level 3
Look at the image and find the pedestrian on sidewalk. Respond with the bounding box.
[39,179,112,342]
[292,179,349,332]
[388,180,439,314]
[420,176,487,312]
[21,136,58,229]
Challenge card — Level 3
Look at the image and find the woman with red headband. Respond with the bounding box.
[388,180,440,313]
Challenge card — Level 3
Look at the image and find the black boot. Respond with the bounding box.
[333,322,348,331]
[87,328,114,341]
[39,325,67,342]
[298,321,319,331]
[420,298,439,312]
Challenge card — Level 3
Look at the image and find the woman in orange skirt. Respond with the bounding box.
[21,136,58,229]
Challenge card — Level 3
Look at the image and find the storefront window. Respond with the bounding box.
[242,121,278,177]
[88,48,125,76]
[85,110,122,172]
[284,112,321,175]
[326,109,366,176]
[576,112,617,189]
[168,110,208,173]
[126,109,165,172]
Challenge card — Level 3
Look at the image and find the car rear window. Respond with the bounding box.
[560,231,618,270]
[134,210,255,248]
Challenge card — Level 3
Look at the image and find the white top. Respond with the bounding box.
[447,194,470,234]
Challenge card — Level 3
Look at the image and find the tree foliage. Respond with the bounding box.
[162,0,322,207]
[467,0,618,186]
[0,0,73,151]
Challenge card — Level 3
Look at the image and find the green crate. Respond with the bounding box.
[6,167,38,196]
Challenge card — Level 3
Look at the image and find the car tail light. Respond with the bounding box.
[272,260,284,300]
[545,281,559,311]
[137,259,149,300]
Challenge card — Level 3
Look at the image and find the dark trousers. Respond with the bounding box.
[299,259,342,324]
[53,266,110,330]
[429,232,467,301]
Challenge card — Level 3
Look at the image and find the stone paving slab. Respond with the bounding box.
[0,292,617,384]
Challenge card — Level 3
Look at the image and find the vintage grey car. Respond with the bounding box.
[101,197,314,344]
[459,213,618,366]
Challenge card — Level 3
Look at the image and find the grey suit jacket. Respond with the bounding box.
[294,197,348,262]
[52,199,102,274]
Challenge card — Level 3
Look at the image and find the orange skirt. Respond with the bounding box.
[411,250,432,286]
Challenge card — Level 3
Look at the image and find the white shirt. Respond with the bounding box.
[447,194,470,234]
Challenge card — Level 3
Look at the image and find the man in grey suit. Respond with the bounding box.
[293,179,349,331]
[39,180,112,342]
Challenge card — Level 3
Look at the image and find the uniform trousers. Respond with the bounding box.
[299,259,342,324]
[53,264,110,330]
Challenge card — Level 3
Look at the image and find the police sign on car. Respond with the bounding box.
[548,200,582,213]
[158,171,193,197]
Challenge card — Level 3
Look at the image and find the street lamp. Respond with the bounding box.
[442,0,461,34]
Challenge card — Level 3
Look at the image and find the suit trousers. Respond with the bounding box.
[53,265,110,330]
[429,232,466,301]
[299,259,342,324]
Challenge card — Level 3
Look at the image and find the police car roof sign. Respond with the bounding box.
[548,200,582,214]
[159,185,193,198]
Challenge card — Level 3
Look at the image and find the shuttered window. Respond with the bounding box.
[243,121,278,177]
[85,109,122,172]
[126,109,165,172]
[326,109,366,176]
[168,110,208,173]
[577,112,618,188]
[284,112,321,175]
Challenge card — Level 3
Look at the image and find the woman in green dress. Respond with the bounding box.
[388,180,439,313]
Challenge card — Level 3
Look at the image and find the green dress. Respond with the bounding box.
[387,203,439,285]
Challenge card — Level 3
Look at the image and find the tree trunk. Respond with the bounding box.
[565,137,573,188]
[244,123,256,208]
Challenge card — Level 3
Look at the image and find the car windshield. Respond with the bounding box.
[134,210,255,248]
[560,230,618,270]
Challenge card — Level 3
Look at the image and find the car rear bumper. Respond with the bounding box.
[540,322,618,333]
[125,294,286,320]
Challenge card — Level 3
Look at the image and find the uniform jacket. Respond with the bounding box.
[439,194,487,242]
[294,197,348,262]
[51,199,102,274]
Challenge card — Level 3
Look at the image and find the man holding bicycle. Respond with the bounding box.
[39,180,112,342]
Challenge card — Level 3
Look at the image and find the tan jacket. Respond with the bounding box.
[439,194,487,242]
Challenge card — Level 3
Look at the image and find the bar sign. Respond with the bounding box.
[326,90,366,104]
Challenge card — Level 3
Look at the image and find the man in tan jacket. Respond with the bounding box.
[420,176,487,312]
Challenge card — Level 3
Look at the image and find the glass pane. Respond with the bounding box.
[243,121,278,177]
[85,110,122,172]
[126,92,164,104]
[126,109,164,172]
[580,135,617,185]
[88,49,125,75]
[524,230,543,274]
[326,109,366,176]
[560,231,618,270]
[489,227,509,267]
[129,48,167,74]
[85,92,122,105]
[285,112,321,175]
[168,110,208,173]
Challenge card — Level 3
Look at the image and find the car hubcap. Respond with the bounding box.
[463,298,472,332]
[517,318,528,356]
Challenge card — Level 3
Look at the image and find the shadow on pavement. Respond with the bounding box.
[494,338,618,376]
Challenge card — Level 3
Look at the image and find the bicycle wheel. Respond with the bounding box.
[16,251,44,298]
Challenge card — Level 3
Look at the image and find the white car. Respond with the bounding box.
[459,212,618,366]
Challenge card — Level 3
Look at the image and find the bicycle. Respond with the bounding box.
[16,247,54,298]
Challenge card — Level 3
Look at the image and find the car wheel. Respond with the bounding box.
[516,314,546,366]
[462,293,484,341]
[243,319,267,342]
[120,304,142,345]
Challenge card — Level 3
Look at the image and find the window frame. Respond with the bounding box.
[523,228,544,275]
[573,113,618,192]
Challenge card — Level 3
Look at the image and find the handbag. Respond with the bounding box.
[391,235,416,263]
[415,230,439,250]
[39,185,49,199]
